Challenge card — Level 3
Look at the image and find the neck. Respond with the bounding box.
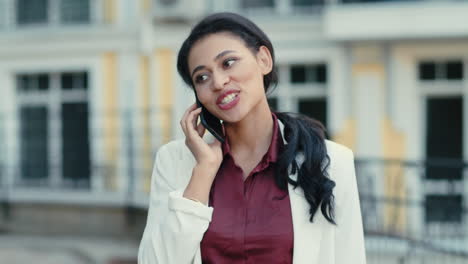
[223,99,274,156]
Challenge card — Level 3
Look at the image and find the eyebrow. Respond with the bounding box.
[191,50,236,78]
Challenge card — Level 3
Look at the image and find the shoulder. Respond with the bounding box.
[324,140,356,194]
[324,139,354,162]
[152,139,197,189]
[156,138,194,164]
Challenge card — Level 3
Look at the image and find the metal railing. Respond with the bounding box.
[355,158,468,263]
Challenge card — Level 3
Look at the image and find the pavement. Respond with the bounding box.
[0,234,139,264]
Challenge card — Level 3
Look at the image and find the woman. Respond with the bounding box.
[138,12,366,264]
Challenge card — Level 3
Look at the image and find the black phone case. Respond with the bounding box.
[195,96,225,143]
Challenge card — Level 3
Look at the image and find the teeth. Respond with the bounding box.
[221,93,237,104]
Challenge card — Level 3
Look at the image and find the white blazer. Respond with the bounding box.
[138,120,366,264]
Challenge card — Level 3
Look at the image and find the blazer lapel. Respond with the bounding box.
[278,120,323,264]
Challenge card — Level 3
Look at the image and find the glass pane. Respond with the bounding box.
[61,103,90,187]
[241,0,274,8]
[445,61,463,80]
[17,0,48,25]
[419,62,436,81]
[37,74,49,91]
[61,73,74,90]
[316,64,327,83]
[425,97,462,180]
[17,74,49,92]
[292,0,324,6]
[60,0,90,24]
[20,106,48,180]
[61,71,88,90]
[425,195,462,223]
[291,64,327,84]
[17,75,32,92]
[298,98,328,136]
[291,65,306,84]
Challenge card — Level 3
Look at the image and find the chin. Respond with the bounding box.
[219,110,249,124]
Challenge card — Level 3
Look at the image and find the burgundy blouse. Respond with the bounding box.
[200,113,294,264]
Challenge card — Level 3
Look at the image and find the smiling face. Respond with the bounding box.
[188,32,273,123]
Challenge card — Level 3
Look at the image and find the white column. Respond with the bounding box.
[392,47,423,238]
[278,65,293,112]
[328,44,349,136]
[116,0,139,28]
[351,44,386,232]
[463,55,468,248]
[89,59,105,192]
[0,65,17,200]
[172,53,194,141]
[117,52,139,196]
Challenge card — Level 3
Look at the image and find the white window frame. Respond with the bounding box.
[6,0,99,29]
[271,63,328,121]
[237,0,324,16]
[417,57,466,238]
[16,71,89,189]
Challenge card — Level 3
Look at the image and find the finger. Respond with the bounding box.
[185,107,202,138]
[192,107,201,128]
[180,103,198,134]
[196,120,206,137]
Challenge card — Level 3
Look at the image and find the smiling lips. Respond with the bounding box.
[216,90,240,110]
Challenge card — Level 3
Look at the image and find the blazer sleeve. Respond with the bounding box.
[138,142,214,264]
[334,149,367,264]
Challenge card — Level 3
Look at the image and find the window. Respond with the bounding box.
[17,0,48,25]
[61,71,88,90]
[241,0,274,8]
[20,106,49,182]
[419,62,436,81]
[17,74,49,92]
[16,71,90,188]
[60,0,90,24]
[418,60,464,81]
[292,0,325,7]
[298,98,327,128]
[424,97,463,224]
[62,103,90,187]
[269,63,329,134]
[16,0,90,27]
[290,64,327,84]
[425,195,462,223]
[159,0,177,6]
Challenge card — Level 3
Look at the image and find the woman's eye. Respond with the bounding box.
[195,74,208,84]
[223,58,236,68]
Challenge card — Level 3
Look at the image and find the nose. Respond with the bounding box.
[211,70,230,91]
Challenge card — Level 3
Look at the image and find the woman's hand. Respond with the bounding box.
[180,103,223,172]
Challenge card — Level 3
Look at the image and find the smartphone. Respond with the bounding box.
[194,93,225,143]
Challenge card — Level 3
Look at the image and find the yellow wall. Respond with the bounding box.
[102,52,119,191]
[141,0,152,16]
[103,0,117,24]
[382,118,407,234]
[155,48,174,144]
[331,119,357,151]
[140,56,153,193]
[349,62,407,234]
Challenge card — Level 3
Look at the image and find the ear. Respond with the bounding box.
[256,46,273,75]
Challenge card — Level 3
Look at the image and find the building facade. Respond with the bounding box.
[0,0,467,262]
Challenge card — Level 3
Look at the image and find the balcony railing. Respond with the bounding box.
[355,158,468,262]
[0,0,101,31]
